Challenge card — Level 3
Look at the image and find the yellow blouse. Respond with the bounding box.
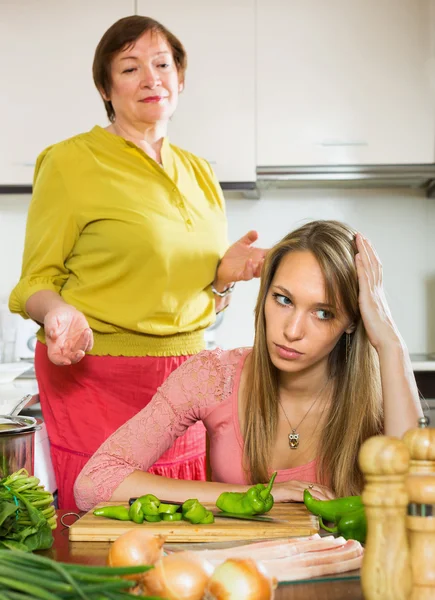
[9,126,229,357]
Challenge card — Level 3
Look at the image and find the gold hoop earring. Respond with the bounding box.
[345,333,351,363]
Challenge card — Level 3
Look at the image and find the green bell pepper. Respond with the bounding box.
[93,506,131,521]
[162,512,182,522]
[182,499,208,524]
[144,514,162,522]
[303,489,367,544]
[129,499,145,524]
[127,494,161,523]
[136,494,160,516]
[216,471,277,515]
[158,503,180,514]
[199,510,215,524]
[303,489,363,522]
[320,507,367,544]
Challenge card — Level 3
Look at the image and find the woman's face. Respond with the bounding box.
[264,250,353,375]
[106,30,182,126]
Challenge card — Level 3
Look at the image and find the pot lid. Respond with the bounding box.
[0,415,38,434]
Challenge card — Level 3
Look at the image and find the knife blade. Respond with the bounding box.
[210,510,289,524]
[128,498,288,524]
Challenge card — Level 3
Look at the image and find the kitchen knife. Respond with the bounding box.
[209,510,289,523]
[128,498,289,524]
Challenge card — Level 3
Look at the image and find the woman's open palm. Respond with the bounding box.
[217,230,268,284]
[44,306,93,366]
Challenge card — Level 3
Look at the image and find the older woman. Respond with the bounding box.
[9,15,266,510]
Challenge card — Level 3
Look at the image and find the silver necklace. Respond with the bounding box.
[278,380,330,450]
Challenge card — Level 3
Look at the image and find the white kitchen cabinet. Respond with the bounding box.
[0,0,134,186]
[257,0,435,167]
[137,0,256,183]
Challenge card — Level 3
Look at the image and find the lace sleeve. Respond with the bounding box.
[74,348,242,511]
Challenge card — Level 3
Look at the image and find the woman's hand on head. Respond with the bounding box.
[354,232,400,351]
[214,231,268,289]
[273,480,335,503]
[44,306,93,366]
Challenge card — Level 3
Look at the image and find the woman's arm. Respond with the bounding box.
[26,289,69,325]
[26,290,93,365]
[9,148,92,364]
[355,233,422,437]
[212,230,267,313]
[73,350,233,511]
[377,339,422,437]
[110,470,248,504]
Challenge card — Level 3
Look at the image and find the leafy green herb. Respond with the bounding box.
[0,469,56,551]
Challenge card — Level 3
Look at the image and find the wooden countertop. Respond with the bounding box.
[36,510,363,600]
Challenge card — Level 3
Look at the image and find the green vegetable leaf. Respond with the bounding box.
[0,501,18,527]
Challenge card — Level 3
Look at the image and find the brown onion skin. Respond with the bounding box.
[141,551,214,600]
[203,558,276,600]
[107,530,165,580]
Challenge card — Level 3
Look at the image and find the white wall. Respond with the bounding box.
[1,187,434,354]
[0,195,29,306]
[215,187,435,355]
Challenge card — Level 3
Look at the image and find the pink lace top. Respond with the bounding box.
[74,348,318,511]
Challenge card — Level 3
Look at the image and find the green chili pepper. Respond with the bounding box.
[159,503,180,514]
[216,471,277,516]
[182,499,208,524]
[144,514,162,522]
[162,512,183,522]
[93,506,131,521]
[136,494,161,516]
[128,499,145,524]
[320,506,367,544]
[199,510,214,524]
[181,499,197,514]
[303,489,363,522]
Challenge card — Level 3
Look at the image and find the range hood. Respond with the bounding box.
[3,164,435,200]
[255,164,435,198]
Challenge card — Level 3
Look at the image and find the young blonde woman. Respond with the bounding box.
[74,220,422,511]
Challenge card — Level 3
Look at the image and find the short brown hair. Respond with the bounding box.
[92,15,187,122]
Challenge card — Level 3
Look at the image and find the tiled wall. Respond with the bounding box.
[1,187,434,354]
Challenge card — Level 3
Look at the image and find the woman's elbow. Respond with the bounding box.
[73,473,97,512]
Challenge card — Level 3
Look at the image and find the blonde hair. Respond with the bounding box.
[243,220,383,496]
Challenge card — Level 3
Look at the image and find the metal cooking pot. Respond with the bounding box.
[0,395,42,478]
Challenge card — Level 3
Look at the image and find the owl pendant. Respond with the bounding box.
[288,430,299,449]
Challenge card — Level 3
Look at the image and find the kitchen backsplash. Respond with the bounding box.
[0,187,434,354]
[215,187,435,354]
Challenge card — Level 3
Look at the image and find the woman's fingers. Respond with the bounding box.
[84,328,94,352]
[356,232,383,287]
[355,233,375,287]
[302,482,335,501]
[47,327,90,366]
[362,236,383,283]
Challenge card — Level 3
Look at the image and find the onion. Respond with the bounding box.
[141,551,214,600]
[107,530,165,579]
[203,558,276,600]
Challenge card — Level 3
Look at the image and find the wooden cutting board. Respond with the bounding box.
[69,502,319,542]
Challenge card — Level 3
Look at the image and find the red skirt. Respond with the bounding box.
[34,342,206,510]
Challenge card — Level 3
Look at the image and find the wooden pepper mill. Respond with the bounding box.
[406,473,435,600]
[403,416,435,474]
[359,435,412,600]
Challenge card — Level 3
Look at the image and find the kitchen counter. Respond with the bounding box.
[39,510,363,599]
